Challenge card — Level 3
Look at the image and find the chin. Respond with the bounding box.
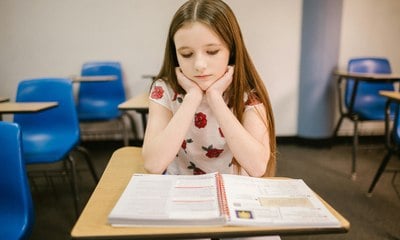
[195,80,216,91]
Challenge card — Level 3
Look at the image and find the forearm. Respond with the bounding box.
[206,92,269,177]
[142,92,203,173]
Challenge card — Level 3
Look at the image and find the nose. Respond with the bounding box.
[194,54,206,73]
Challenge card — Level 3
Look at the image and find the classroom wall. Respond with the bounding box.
[0,0,301,137]
[337,0,400,136]
[0,0,399,137]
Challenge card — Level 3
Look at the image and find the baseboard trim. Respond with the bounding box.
[277,135,385,148]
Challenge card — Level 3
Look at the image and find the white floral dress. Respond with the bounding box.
[149,79,261,176]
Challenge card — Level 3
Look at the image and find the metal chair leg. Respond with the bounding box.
[367,150,393,196]
[76,146,99,183]
[332,115,345,138]
[119,115,129,146]
[67,154,80,217]
[351,117,359,180]
[123,112,138,142]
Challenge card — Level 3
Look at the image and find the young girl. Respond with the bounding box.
[142,0,276,178]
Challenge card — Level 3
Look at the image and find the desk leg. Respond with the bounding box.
[368,150,393,196]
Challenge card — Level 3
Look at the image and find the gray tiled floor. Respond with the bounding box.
[29,140,400,240]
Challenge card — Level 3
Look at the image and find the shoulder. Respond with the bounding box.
[150,79,176,100]
[149,79,184,110]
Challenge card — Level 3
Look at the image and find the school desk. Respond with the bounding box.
[71,147,350,239]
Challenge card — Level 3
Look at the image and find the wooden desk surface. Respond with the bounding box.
[71,147,350,239]
[118,92,149,110]
[379,90,400,102]
[70,75,117,82]
[334,70,400,81]
[0,97,10,103]
[0,102,58,114]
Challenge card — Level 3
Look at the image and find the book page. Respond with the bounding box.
[108,173,225,226]
[221,174,340,227]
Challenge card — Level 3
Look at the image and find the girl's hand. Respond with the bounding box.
[206,66,234,96]
[175,67,203,96]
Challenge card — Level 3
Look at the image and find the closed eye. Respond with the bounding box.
[207,50,220,55]
[180,52,193,58]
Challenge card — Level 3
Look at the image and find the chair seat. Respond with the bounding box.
[0,208,30,240]
[22,131,78,164]
[0,218,26,239]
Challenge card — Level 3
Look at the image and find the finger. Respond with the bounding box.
[222,66,234,81]
[175,67,183,78]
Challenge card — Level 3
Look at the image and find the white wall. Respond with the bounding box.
[0,0,302,136]
[1,0,399,137]
[337,0,400,135]
[0,0,301,135]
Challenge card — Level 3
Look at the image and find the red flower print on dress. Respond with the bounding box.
[181,138,193,153]
[188,161,206,175]
[151,86,164,99]
[202,145,224,158]
[194,112,207,128]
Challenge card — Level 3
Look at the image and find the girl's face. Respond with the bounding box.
[174,22,230,91]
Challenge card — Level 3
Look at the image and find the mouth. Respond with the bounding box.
[194,74,212,79]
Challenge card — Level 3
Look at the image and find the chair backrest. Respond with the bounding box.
[77,61,126,120]
[0,122,34,239]
[345,57,394,120]
[14,78,79,134]
[14,78,80,150]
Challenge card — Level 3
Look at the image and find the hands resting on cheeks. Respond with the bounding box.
[175,66,234,99]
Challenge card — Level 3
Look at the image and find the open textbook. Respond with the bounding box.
[108,173,341,227]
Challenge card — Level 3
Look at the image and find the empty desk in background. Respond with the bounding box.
[71,147,350,239]
[333,70,400,179]
[70,75,117,83]
[0,102,58,121]
[0,98,11,120]
[333,70,400,114]
[118,92,149,139]
[0,97,10,103]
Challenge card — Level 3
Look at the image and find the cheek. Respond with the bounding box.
[176,56,189,69]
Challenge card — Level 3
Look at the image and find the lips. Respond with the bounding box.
[194,74,212,79]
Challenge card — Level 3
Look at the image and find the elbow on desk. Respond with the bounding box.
[142,151,167,174]
[143,162,165,175]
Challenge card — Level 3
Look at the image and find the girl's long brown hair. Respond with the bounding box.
[155,0,276,177]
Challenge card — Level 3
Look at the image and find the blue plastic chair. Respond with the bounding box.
[14,78,99,215]
[76,61,136,145]
[333,57,394,179]
[368,99,400,197]
[0,122,34,240]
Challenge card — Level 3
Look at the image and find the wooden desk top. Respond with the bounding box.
[334,70,400,81]
[379,91,400,102]
[71,147,350,239]
[0,102,58,114]
[0,97,10,103]
[70,75,117,82]
[118,92,149,110]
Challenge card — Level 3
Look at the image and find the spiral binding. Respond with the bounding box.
[216,173,230,220]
